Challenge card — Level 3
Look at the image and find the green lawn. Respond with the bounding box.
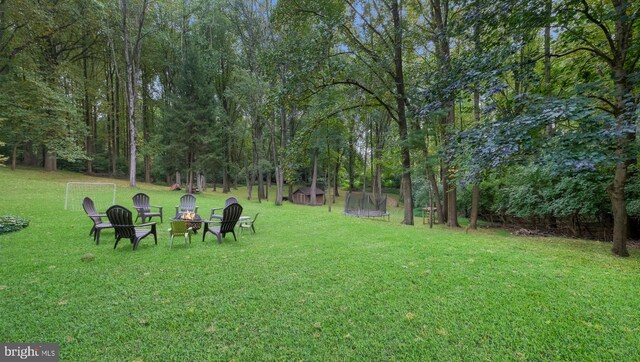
[1,167,639,361]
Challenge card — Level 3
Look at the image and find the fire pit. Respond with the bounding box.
[172,211,204,232]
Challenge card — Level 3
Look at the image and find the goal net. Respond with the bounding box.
[65,182,116,211]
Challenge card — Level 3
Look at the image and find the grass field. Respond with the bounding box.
[1,167,639,361]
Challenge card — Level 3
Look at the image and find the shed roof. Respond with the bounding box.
[293,187,325,195]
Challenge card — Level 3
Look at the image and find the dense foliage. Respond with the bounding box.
[0,0,638,254]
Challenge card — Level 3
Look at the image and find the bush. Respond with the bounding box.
[626,167,640,217]
[471,165,611,221]
[0,215,30,235]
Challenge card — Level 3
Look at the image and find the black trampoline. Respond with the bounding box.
[343,192,390,221]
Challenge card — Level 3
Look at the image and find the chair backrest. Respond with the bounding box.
[82,197,102,223]
[169,220,189,235]
[179,194,197,212]
[106,205,136,239]
[220,203,243,233]
[225,197,238,207]
[132,193,151,211]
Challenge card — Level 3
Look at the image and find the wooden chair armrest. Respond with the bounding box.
[138,222,157,227]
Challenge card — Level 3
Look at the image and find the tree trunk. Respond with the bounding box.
[255,115,265,202]
[111,67,119,176]
[11,143,17,170]
[392,0,413,225]
[469,7,482,230]
[83,52,94,175]
[326,157,332,211]
[120,0,148,188]
[248,134,256,201]
[247,171,254,200]
[432,0,457,227]
[470,184,480,229]
[610,162,629,256]
[274,73,288,206]
[375,164,382,199]
[223,165,230,193]
[275,165,284,204]
[347,119,356,191]
[106,63,114,176]
[426,165,445,224]
[23,141,36,166]
[310,151,318,206]
[266,171,270,201]
[609,71,634,256]
[334,154,341,197]
[447,181,459,227]
[121,0,136,187]
[258,169,264,203]
[44,149,56,171]
[441,165,448,223]
[186,169,192,194]
[142,68,151,184]
[273,111,284,205]
[607,0,636,256]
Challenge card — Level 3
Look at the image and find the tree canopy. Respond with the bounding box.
[0,0,638,255]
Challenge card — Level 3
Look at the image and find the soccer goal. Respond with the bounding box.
[65,182,116,211]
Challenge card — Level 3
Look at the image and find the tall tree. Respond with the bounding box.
[119,0,149,187]
[556,0,639,256]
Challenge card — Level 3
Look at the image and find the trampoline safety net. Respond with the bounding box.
[344,192,389,219]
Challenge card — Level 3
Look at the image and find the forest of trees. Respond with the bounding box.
[0,0,638,255]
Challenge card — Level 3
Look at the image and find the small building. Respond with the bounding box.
[292,187,325,205]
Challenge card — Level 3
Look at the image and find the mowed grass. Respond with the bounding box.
[1,167,639,361]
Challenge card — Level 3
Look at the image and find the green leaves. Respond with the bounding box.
[0,72,86,162]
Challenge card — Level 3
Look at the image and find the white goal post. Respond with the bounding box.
[65,182,116,211]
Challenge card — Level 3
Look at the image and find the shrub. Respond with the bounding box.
[0,215,30,235]
[626,166,640,217]
[468,165,611,221]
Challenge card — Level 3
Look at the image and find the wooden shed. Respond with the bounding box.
[291,187,325,205]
